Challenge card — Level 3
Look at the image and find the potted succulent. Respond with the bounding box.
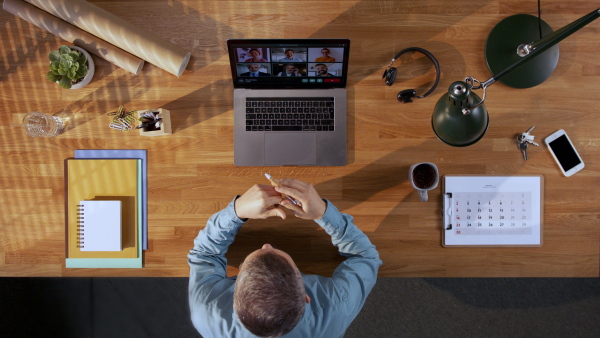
[47,45,95,89]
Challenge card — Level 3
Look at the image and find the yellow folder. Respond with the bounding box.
[65,159,139,258]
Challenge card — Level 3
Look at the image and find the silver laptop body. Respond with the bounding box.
[228,39,350,166]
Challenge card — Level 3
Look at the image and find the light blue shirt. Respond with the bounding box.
[278,56,304,62]
[188,198,382,338]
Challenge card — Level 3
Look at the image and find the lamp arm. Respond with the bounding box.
[461,77,492,115]
[528,8,600,53]
[463,8,600,114]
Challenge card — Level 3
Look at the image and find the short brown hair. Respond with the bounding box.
[234,251,306,337]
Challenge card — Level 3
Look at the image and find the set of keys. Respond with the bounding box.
[517,126,539,160]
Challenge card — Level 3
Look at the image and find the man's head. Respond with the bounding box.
[315,64,328,75]
[285,65,297,74]
[247,64,260,72]
[284,49,295,58]
[234,244,309,337]
[320,48,331,57]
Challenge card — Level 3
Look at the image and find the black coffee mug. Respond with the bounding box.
[409,162,439,202]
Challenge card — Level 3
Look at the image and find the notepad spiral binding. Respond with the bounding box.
[76,204,85,248]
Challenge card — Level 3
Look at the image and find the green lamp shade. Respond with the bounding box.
[432,81,489,147]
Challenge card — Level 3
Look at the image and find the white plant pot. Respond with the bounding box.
[58,46,95,89]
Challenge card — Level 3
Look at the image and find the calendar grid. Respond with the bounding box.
[453,192,532,236]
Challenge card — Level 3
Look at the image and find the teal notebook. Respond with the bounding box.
[66,159,143,268]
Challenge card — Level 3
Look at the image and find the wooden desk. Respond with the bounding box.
[1,0,598,277]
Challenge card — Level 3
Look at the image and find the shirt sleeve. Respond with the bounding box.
[188,197,244,302]
[314,199,382,322]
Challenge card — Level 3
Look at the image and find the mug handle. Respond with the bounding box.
[419,190,428,202]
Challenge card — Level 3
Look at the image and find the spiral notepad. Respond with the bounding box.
[77,200,122,251]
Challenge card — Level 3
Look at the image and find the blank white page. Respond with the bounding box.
[78,200,122,251]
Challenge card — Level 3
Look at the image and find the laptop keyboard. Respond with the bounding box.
[245,97,335,132]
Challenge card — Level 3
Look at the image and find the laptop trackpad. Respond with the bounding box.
[265,133,317,165]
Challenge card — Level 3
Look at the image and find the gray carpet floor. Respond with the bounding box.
[1,277,598,337]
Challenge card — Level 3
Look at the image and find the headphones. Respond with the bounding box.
[382,47,441,103]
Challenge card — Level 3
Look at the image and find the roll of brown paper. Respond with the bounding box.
[24,0,191,77]
[3,0,144,75]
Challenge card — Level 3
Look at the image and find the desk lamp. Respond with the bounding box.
[432,8,600,147]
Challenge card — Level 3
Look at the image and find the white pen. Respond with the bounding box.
[264,173,302,206]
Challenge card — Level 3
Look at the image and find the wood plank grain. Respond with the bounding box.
[0,0,598,277]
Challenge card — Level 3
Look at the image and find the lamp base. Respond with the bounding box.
[485,14,559,88]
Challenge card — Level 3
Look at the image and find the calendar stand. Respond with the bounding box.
[442,175,544,247]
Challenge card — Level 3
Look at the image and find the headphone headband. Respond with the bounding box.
[383,47,441,102]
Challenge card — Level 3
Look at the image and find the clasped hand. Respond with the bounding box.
[234,178,326,220]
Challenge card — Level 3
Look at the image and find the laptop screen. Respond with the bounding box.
[228,39,350,89]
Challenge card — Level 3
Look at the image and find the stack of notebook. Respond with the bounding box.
[64,150,148,268]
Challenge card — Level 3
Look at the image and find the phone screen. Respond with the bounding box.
[548,135,582,171]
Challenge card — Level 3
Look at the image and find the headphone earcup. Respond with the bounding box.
[397,89,417,103]
[384,67,397,86]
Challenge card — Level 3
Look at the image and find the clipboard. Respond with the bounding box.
[442,175,544,247]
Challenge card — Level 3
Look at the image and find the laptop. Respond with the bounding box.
[228,39,350,166]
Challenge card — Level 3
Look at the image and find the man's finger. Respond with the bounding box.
[274,185,301,200]
[265,207,286,219]
[281,199,303,210]
[276,178,307,191]
[265,195,285,207]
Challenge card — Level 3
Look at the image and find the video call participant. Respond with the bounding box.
[278,49,304,62]
[314,64,334,77]
[240,64,271,77]
[278,64,303,77]
[315,48,335,62]
[245,48,268,62]
[188,178,382,338]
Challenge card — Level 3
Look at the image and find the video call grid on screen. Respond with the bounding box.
[228,39,350,89]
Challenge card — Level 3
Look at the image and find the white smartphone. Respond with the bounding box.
[544,129,584,177]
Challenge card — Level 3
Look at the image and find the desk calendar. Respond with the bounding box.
[442,175,543,247]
